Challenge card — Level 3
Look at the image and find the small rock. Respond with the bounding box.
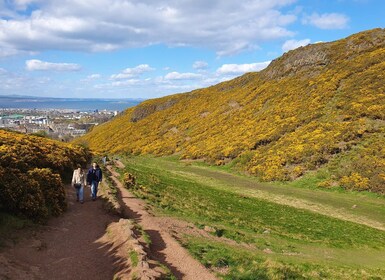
[263,229,270,234]
[30,239,46,250]
[351,205,357,209]
[203,226,216,233]
[263,248,273,254]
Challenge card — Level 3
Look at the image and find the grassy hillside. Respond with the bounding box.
[77,28,385,193]
[0,130,91,222]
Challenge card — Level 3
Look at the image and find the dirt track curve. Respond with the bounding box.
[108,161,217,280]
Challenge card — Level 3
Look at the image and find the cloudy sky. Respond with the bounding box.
[0,0,383,99]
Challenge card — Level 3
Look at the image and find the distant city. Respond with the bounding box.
[0,95,143,141]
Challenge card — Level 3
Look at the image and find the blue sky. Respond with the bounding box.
[0,0,384,99]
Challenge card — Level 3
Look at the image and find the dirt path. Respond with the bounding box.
[107,163,218,280]
[1,160,217,280]
[1,185,126,280]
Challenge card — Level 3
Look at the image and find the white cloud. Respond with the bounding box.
[282,38,311,52]
[0,70,39,92]
[302,13,349,29]
[164,72,202,80]
[95,77,155,89]
[110,73,133,80]
[160,84,196,91]
[87,74,101,79]
[81,73,101,82]
[25,59,81,71]
[123,64,154,75]
[0,0,297,57]
[0,46,24,57]
[193,61,208,70]
[216,61,271,75]
[13,0,42,10]
[111,79,141,87]
[110,64,154,79]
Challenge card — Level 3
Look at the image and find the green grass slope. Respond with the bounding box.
[76,28,385,193]
[117,155,385,279]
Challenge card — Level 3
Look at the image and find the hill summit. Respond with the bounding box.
[77,28,385,193]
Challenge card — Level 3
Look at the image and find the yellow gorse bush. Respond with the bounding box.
[340,173,370,191]
[0,130,92,221]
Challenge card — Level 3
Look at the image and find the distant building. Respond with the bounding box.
[0,108,115,139]
[71,129,87,136]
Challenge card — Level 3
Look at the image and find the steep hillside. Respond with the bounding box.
[0,130,91,221]
[76,28,385,193]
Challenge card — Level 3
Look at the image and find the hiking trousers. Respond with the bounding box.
[91,181,99,199]
[75,185,84,202]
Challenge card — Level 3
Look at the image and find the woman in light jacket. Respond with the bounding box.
[72,165,86,204]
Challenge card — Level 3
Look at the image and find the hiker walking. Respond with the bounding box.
[87,162,102,201]
[72,165,86,204]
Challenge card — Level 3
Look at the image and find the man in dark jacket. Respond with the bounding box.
[87,162,102,201]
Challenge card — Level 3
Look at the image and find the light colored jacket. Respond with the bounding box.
[72,168,86,186]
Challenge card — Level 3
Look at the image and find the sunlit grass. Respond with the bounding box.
[118,155,385,279]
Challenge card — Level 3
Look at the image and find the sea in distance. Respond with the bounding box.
[0,95,144,111]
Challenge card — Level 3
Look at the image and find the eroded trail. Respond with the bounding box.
[107,162,218,280]
[0,186,126,280]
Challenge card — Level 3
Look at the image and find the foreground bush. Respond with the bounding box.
[0,130,92,221]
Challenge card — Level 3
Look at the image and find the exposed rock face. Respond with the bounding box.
[261,43,330,79]
[262,43,329,80]
[131,98,178,122]
[262,28,385,80]
[345,28,385,54]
